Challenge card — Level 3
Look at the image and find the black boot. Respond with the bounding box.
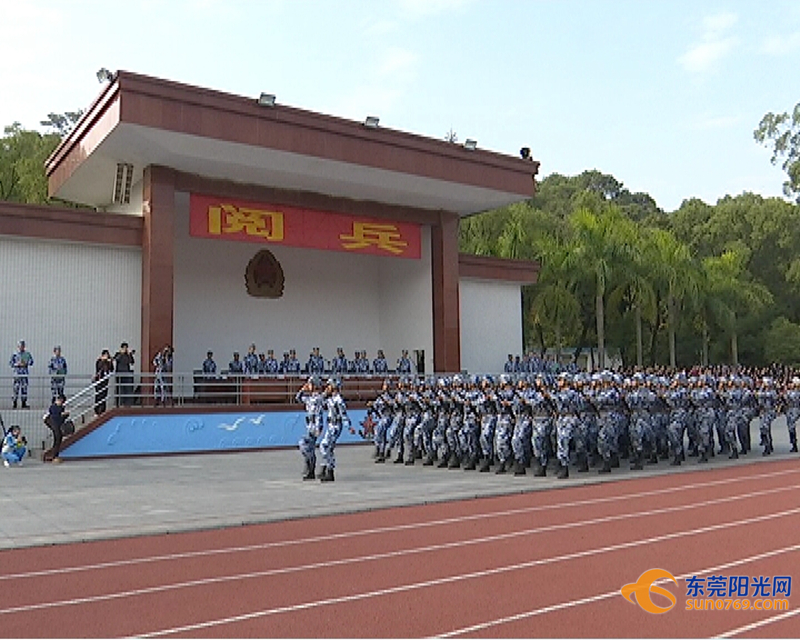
[556,463,569,479]
[319,465,327,480]
[405,455,415,465]
[791,432,798,453]
[610,454,620,468]
[648,451,659,464]
[415,449,423,459]
[513,460,526,476]
[463,457,477,471]
[533,460,546,477]
[478,458,491,472]
[630,454,644,471]
[21,400,28,409]
[495,459,507,474]
[577,454,589,472]
[699,450,708,463]
[302,460,315,480]
[448,453,461,469]
[374,453,385,463]
[11,400,17,409]
[729,447,739,459]
[437,456,449,468]
[670,455,681,466]
[320,467,334,482]
[598,459,611,474]
[422,455,435,466]
[393,452,404,464]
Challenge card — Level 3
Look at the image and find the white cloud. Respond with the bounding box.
[761,32,800,55]
[378,47,419,77]
[396,0,472,19]
[692,114,742,130]
[678,11,738,74]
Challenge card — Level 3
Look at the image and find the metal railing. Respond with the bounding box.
[0,371,409,456]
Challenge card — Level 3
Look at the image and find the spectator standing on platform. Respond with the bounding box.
[2,425,27,467]
[504,354,515,373]
[397,350,413,375]
[279,352,291,374]
[332,348,348,374]
[228,352,244,375]
[202,351,217,377]
[113,342,135,407]
[48,346,68,403]
[286,349,301,374]
[9,340,33,409]
[264,349,279,374]
[94,349,115,415]
[373,350,388,374]
[46,394,69,463]
[243,344,258,375]
[153,345,174,406]
[307,347,325,375]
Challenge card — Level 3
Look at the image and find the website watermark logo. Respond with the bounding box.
[622,570,792,614]
[621,569,678,614]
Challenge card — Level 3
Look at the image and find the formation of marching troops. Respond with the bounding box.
[363,371,800,479]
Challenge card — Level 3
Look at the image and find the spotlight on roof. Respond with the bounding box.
[464,139,477,151]
[96,68,115,84]
[363,116,380,129]
[258,93,276,107]
[520,147,531,160]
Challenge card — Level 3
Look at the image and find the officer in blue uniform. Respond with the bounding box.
[264,350,279,374]
[307,347,325,375]
[286,349,302,374]
[373,350,389,374]
[48,345,68,403]
[228,352,244,374]
[243,344,258,375]
[397,350,413,375]
[202,351,217,377]
[9,340,33,409]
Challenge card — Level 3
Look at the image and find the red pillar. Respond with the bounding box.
[431,211,461,373]
[141,165,175,377]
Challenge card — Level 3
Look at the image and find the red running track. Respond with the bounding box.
[1,459,799,638]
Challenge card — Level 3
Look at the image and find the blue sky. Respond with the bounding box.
[1,0,799,211]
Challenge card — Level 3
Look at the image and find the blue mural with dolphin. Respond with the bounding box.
[60,409,371,458]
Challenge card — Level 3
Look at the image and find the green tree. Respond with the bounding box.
[764,317,800,366]
[0,123,60,203]
[754,102,800,203]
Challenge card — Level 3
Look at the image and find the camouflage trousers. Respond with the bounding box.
[373,415,391,455]
[479,415,496,458]
[299,419,321,467]
[414,412,435,457]
[446,414,463,459]
[433,413,450,460]
[511,416,532,464]
[459,415,480,462]
[531,417,551,467]
[320,421,344,468]
[494,415,513,464]
[403,415,419,461]
[597,413,617,461]
[555,416,577,466]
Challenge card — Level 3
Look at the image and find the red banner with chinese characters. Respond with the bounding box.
[189,194,421,259]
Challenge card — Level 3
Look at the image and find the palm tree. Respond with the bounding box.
[648,229,700,369]
[562,207,635,369]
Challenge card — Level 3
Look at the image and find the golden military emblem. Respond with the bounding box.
[245,249,285,298]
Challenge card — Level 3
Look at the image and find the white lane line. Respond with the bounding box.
[130,506,800,637]
[1,482,796,619]
[437,544,800,638]
[716,607,800,638]
[2,465,796,582]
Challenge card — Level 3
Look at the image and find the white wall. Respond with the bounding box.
[0,235,142,378]
[459,278,522,374]
[172,192,433,375]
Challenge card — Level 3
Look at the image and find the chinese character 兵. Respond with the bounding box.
[340,221,408,255]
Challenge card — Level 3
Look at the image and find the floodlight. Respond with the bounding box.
[364,116,380,128]
[258,93,276,107]
[464,139,477,151]
[96,68,114,83]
